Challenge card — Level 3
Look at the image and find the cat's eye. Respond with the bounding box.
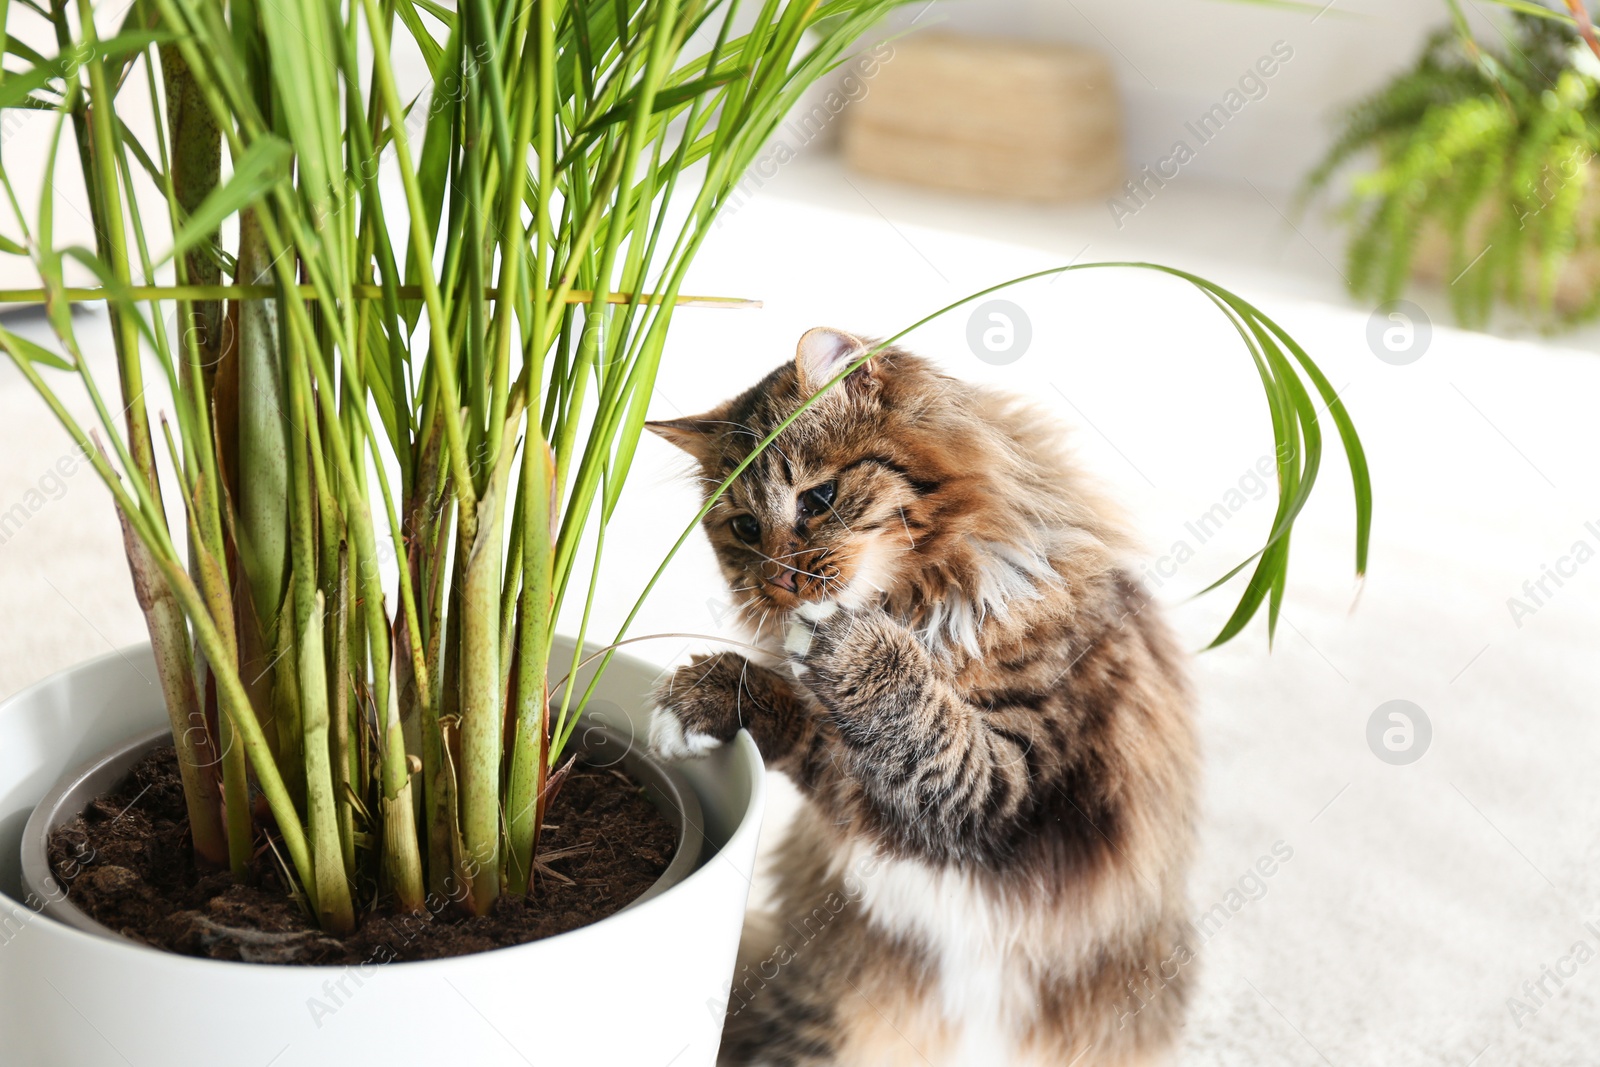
[729,514,760,543]
[799,481,837,517]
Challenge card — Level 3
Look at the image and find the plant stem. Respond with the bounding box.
[380,653,426,915]
[158,44,223,374]
[458,448,515,915]
[504,437,553,896]
[116,510,229,867]
[172,453,252,876]
[300,591,355,934]
[66,0,230,868]
[333,545,356,877]
[3,340,317,893]
[236,209,290,640]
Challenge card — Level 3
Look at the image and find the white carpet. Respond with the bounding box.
[0,158,1595,1064]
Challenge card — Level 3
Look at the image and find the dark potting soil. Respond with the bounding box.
[45,745,678,965]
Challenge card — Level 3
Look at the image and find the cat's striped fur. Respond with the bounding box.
[647,328,1198,1067]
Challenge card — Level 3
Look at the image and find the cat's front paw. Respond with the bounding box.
[647,652,748,760]
[783,601,926,715]
[647,706,725,760]
[781,599,842,675]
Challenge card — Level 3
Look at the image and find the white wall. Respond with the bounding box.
[882,0,1510,190]
[0,0,1515,294]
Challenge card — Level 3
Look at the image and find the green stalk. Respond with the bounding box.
[158,44,223,374]
[357,0,477,515]
[232,207,289,832]
[178,456,252,876]
[236,208,290,637]
[429,544,464,902]
[458,445,515,915]
[259,253,425,906]
[461,91,489,484]
[498,472,526,704]
[216,656,255,874]
[405,421,456,898]
[524,0,555,412]
[281,326,324,809]
[380,648,426,914]
[62,0,230,868]
[505,435,553,896]
[114,511,229,867]
[333,545,356,876]
[141,44,253,876]
[300,591,355,934]
[72,0,158,508]
[484,2,538,476]
[265,251,417,923]
[273,608,305,809]
[1,344,317,893]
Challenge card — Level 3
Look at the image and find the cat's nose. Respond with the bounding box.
[766,569,798,592]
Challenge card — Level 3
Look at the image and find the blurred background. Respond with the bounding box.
[1,1,1597,1063]
[899,0,1490,189]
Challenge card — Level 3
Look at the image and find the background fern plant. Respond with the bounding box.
[1303,4,1600,328]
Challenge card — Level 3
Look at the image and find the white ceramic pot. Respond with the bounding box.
[0,638,764,1067]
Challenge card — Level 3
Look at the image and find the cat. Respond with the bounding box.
[645,327,1198,1067]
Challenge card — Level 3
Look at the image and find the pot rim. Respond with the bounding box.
[4,641,765,972]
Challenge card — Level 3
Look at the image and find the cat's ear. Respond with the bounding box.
[645,415,718,459]
[796,327,876,397]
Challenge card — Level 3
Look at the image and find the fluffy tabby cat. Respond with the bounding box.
[646,327,1198,1067]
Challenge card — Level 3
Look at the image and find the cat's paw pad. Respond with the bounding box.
[647,706,724,760]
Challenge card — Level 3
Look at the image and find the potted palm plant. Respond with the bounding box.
[0,0,915,1061]
[0,0,1372,1063]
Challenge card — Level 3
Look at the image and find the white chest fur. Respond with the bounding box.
[839,845,1040,1067]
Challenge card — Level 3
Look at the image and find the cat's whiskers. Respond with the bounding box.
[733,657,749,729]
[753,549,827,580]
[764,546,818,563]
